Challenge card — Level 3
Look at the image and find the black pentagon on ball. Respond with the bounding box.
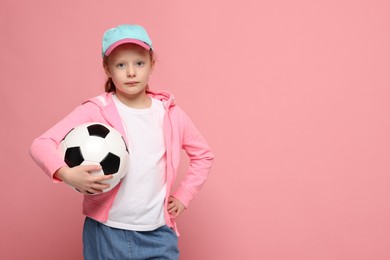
[100,152,120,175]
[64,147,84,167]
[87,124,110,138]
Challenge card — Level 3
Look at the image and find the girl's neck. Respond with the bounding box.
[115,91,151,109]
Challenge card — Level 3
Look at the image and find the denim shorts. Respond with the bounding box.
[83,217,179,260]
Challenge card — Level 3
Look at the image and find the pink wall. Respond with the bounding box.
[1,0,390,259]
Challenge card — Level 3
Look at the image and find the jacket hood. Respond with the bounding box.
[84,90,176,109]
[146,89,176,108]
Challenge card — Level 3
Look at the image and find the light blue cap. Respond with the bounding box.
[102,24,153,57]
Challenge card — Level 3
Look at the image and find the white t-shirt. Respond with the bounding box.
[105,95,167,231]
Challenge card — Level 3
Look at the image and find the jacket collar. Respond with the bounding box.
[85,90,175,110]
[146,89,175,109]
[83,90,175,141]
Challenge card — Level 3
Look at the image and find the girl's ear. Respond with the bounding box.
[150,59,156,73]
[103,62,111,77]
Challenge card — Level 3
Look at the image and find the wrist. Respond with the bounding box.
[53,165,69,181]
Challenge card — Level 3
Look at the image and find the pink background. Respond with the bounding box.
[1,0,390,259]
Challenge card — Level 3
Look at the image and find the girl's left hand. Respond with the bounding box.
[168,196,186,218]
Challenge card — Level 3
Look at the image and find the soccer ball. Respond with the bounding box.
[58,122,129,194]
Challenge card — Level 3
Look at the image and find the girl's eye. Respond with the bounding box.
[116,63,126,68]
[136,61,145,67]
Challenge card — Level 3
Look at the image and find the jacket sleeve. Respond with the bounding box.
[171,107,215,207]
[29,102,98,182]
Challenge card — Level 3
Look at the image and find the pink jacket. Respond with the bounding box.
[30,90,214,233]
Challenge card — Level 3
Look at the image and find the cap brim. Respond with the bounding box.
[105,39,151,56]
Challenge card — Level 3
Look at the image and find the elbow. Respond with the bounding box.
[29,138,39,160]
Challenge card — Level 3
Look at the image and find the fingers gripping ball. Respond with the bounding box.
[58,122,129,193]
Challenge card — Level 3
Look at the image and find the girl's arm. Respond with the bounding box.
[30,101,117,194]
[171,108,215,208]
[29,102,98,182]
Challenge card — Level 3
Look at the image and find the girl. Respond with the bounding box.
[30,24,214,259]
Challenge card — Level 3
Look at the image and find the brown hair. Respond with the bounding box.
[103,50,155,93]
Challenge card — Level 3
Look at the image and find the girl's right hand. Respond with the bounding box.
[54,165,113,195]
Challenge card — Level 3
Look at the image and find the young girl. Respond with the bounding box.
[30,24,214,259]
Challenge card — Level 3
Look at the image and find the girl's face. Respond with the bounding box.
[104,43,154,101]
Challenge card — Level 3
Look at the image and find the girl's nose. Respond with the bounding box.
[127,66,136,77]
